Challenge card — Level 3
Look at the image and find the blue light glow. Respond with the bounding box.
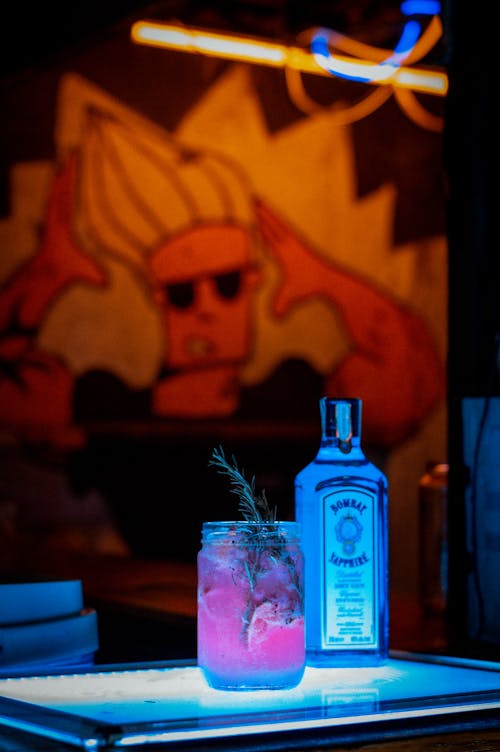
[0,714,100,749]
[392,20,422,58]
[311,0,442,84]
[311,26,421,83]
[401,0,441,16]
[0,656,500,748]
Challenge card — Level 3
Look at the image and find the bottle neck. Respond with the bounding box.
[319,397,364,458]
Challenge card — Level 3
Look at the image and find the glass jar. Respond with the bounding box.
[418,462,448,616]
[197,520,305,690]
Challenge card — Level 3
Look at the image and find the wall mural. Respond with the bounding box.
[0,67,445,454]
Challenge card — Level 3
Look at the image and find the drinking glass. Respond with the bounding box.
[197,520,305,690]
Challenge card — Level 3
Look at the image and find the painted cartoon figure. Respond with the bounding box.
[254,199,445,446]
[149,224,260,418]
[0,101,445,449]
[0,152,106,445]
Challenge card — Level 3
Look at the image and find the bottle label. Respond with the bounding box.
[322,487,377,649]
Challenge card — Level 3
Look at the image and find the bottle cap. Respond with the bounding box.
[321,397,362,452]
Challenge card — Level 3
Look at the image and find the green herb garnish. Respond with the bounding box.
[208,445,277,524]
[208,445,302,642]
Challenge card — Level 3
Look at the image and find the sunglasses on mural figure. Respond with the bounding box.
[156,266,258,309]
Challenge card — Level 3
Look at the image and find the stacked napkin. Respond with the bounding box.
[0,579,98,675]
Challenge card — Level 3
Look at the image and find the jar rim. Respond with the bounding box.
[201,520,301,542]
[201,520,299,528]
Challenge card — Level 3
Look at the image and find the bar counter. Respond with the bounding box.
[1,717,500,752]
[1,543,500,751]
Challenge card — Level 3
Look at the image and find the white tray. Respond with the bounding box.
[0,652,500,749]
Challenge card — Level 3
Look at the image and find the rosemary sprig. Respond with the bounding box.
[208,445,277,524]
[207,446,303,643]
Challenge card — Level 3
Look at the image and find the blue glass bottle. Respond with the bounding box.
[295,397,389,666]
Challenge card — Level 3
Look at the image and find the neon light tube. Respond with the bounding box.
[131,23,287,65]
[130,21,448,96]
[401,0,441,15]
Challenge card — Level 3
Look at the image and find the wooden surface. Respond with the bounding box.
[5,542,440,641]
[4,542,448,658]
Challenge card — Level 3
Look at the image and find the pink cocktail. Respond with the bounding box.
[197,521,305,690]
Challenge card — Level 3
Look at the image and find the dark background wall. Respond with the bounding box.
[445,0,500,651]
[1,0,497,657]
[0,0,458,624]
[1,0,408,79]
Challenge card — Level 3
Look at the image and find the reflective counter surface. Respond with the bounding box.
[1,653,500,750]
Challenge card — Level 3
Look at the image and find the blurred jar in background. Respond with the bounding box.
[419,463,449,616]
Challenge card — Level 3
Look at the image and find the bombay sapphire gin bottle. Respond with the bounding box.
[295,397,389,666]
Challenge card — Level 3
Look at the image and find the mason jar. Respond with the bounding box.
[197,520,305,690]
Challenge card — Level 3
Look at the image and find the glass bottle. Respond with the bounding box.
[295,397,389,666]
[197,520,305,690]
